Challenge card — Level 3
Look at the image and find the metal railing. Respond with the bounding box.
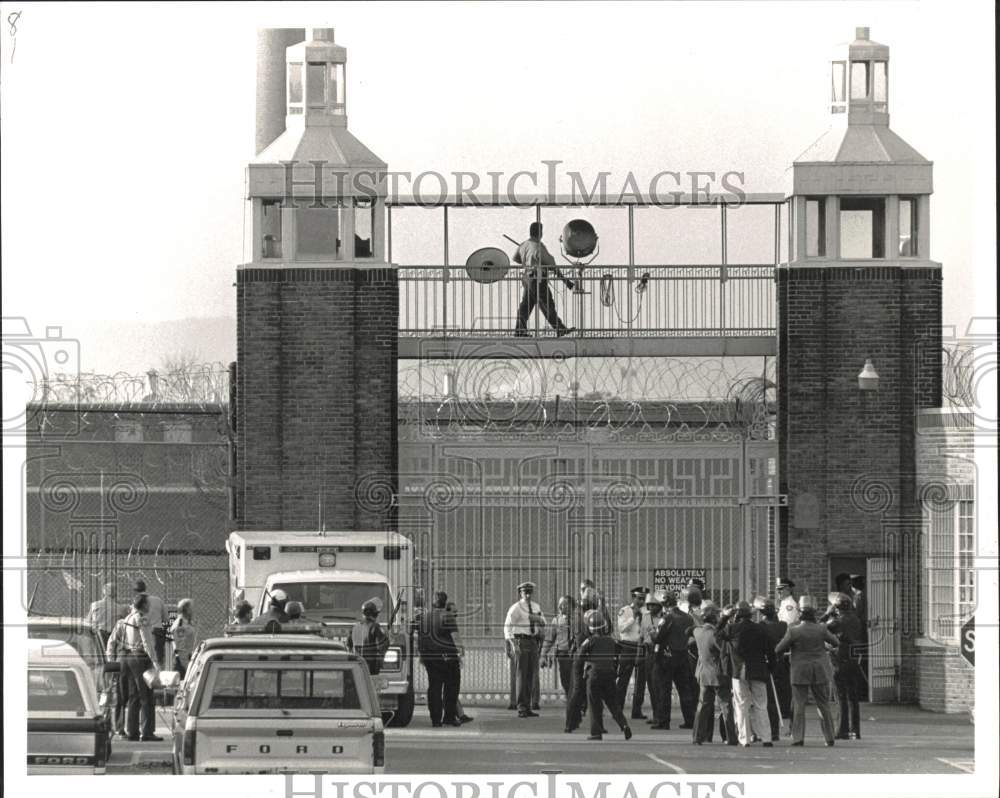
[398,264,776,338]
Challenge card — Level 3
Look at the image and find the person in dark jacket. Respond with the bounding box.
[651,592,696,729]
[714,604,740,745]
[253,588,290,631]
[755,595,788,740]
[721,601,773,747]
[826,592,865,740]
[573,610,633,741]
[691,604,723,744]
[641,591,668,729]
[413,591,462,727]
[349,598,390,676]
[775,597,840,747]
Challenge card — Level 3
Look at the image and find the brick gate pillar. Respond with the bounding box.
[235,28,396,533]
[777,28,942,701]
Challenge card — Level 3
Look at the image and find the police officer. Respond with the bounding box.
[121,594,162,742]
[503,581,546,717]
[826,592,864,740]
[641,591,669,729]
[349,598,390,676]
[133,579,169,667]
[254,588,290,629]
[615,586,649,720]
[653,592,697,729]
[575,610,633,741]
[776,578,800,626]
[169,597,198,679]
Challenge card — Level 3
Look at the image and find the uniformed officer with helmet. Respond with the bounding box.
[641,591,668,728]
[574,610,633,741]
[826,591,865,740]
[349,597,390,676]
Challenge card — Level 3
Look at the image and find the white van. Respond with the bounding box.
[27,638,110,775]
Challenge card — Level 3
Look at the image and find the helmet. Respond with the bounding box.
[285,600,304,619]
[644,592,662,609]
[362,598,383,617]
[584,609,606,632]
[828,592,853,611]
[798,595,816,612]
[270,588,288,609]
[719,604,737,620]
[736,600,753,619]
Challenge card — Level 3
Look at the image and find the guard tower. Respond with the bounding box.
[778,28,942,701]
[236,27,397,531]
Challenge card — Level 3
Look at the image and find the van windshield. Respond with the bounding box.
[28,669,87,713]
[272,582,391,622]
[205,664,363,711]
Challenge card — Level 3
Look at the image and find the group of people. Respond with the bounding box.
[87,579,199,743]
[499,574,868,746]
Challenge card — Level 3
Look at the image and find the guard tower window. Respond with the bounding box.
[288,63,303,114]
[850,61,870,99]
[831,61,847,111]
[329,63,346,115]
[262,200,282,259]
[872,61,888,109]
[307,63,326,108]
[806,198,826,257]
[899,197,917,257]
[296,202,342,259]
[840,197,885,259]
[354,198,374,258]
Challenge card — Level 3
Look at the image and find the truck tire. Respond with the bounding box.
[387,686,415,728]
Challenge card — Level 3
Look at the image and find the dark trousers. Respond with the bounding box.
[835,661,863,737]
[509,648,540,707]
[772,657,792,718]
[516,278,567,334]
[423,657,460,724]
[615,642,647,716]
[514,637,540,711]
[694,684,719,743]
[662,652,697,727]
[646,651,667,724]
[566,668,587,730]
[765,674,782,740]
[555,651,574,697]
[791,682,835,744]
[123,654,155,739]
[716,676,738,745]
[153,628,167,668]
[587,672,629,737]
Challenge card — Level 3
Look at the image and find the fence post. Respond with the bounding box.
[442,206,449,335]
[720,203,728,335]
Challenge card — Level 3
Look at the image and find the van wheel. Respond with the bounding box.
[387,687,415,728]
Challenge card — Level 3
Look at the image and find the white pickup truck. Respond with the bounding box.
[227,530,417,726]
[170,628,384,775]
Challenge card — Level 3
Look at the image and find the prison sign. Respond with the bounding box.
[653,568,706,598]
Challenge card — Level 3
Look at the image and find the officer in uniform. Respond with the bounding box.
[574,610,633,741]
[503,581,546,717]
[254,588,290,630]
[349,598,390,676]
[777,578,800,626]
[653,591,697,729]
[615,586,650,720]
[640,591,668,728]
[169,597,198,679]
[826,592,865,740]
[121,594,162,742]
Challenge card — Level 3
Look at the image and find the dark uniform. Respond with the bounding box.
[575,628,632,740]
[757,608,788,740]
[414,605,461,726]
[828,603,865,739]
[652,604,697,728]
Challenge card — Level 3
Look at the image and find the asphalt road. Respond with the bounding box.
[107,704,975,776]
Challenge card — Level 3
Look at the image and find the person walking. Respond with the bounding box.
[754,596,788,741]
[615,586,650,720]
[504,581,546,717]
[640,591,668,729]
[88,582,126,650]
[512,222,576,337]
[349,598,390,676]
[826,592,864,740]
[721,601,773,747]
[121,593,162,742]
[691,604,723,744]
[774,596,840,747]
[574,610,633,742]
[652,592,697,729]
[169,598,198,679]
[414,591,462,727]
[542,595,578,699]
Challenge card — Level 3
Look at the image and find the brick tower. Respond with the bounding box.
[777,28,942,701]
[235,28,397,532]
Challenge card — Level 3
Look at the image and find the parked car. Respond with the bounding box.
[27,639,110,775]
[27,616,108,692]
[170,624,385,775]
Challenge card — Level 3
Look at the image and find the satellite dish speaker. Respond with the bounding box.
[466,247,510,284]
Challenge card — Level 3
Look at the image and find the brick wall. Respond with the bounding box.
[778,265,942,702]
[236,267,398,531]
[916,641,975,713]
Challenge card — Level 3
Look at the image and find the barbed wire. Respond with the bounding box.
[35,362,230,406]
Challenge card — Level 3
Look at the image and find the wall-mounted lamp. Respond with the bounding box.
[858,359,879,391]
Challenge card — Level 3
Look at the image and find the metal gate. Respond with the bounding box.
[399,437,782,698]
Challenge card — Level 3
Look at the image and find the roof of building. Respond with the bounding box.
[795,124,929,165]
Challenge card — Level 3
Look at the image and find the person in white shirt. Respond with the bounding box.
[169,598,198,678]
[121,594,161,741]
[87,581,126,649]
[503,581,546,717]
[776,578,800,626]
[133,578,169,666]
[615,585,650,720]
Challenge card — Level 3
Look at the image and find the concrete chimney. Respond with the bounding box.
[255,28,305,155]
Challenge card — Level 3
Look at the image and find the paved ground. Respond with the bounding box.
[108,703,975,775]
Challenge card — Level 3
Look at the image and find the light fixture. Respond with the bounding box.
[858,359,879,391]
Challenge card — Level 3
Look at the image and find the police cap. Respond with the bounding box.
[517,581,536,593]
[631,585,649,598]
[776,577,795,589]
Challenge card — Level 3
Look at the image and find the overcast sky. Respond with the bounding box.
[0,1,995,344]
